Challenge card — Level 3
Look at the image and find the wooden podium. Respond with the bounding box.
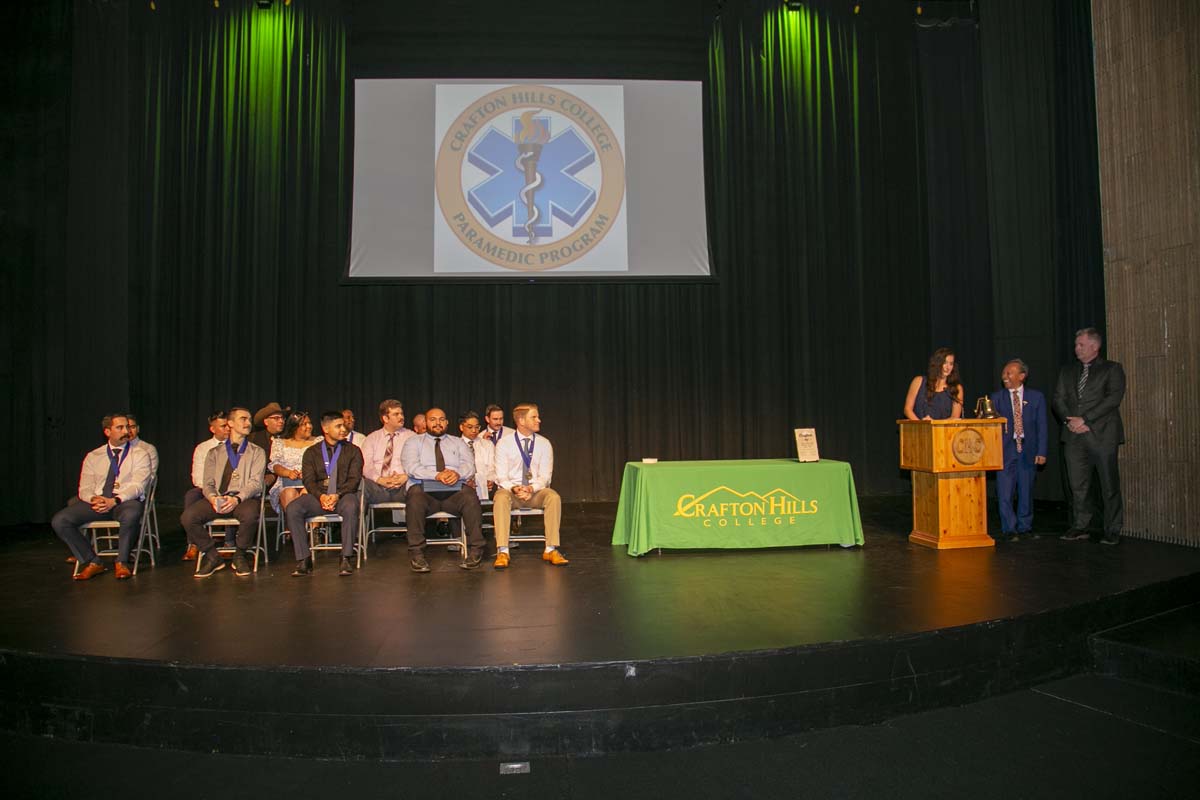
[897,418,1006,549]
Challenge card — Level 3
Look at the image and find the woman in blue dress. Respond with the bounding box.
[904,347,964,420]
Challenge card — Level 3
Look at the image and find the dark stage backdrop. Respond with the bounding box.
[7,0,1104,525]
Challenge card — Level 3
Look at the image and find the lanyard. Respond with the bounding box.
[225,437,248,471]
[518,434,535,472]
[320,441,343,489]
[108,444,131,474]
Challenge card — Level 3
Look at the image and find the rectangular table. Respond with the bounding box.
[612,459,865,556]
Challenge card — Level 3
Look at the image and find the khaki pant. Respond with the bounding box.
[492,487,561,547]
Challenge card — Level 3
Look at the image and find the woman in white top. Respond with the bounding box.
[268,411,319,514]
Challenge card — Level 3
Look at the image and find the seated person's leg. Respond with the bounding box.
[531,488,562,548]
[51,502,103,565]
[280,487,303,511]
[114,499,145,566]
[180,499,220,553]
[336,493,359,555]
[492,488,514,550]
[403,486,432,553]
[285,493,323,561]
[233,497,261,550]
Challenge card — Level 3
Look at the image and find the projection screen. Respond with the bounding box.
[348,79,710,281]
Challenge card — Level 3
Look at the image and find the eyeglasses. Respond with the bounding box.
[462,423,481,430]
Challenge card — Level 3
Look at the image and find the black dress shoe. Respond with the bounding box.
[997,532,1019,543]
[460,556,482,570]
[339,557,354,576]
[1025,532,1041,540]
[291,557,313,577]
[410,556,431,573]
[194,551,225,579]
[1100,534,1120,546]
[1060,529,1090,541]
[231,551,252,576]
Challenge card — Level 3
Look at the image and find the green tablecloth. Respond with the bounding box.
[611,459,865,556]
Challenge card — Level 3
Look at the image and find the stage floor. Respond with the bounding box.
[3,498,1200,670]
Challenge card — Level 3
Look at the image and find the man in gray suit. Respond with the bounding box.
[181,406,266,576]
[1053,327,1126,545]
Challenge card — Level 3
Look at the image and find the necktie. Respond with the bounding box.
[520,438,532,486]
[1012,390,1024,454]
[434,437,445,471]
[219,458,234,494]
[467,439,475,454]
[102,449,120,497]
[1077,363,1090,398]
[382,433,395,472]
[492,430,499,445]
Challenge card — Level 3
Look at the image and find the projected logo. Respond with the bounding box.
[435,85,626,272]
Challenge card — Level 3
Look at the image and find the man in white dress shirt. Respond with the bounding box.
[361,399,415,506]
[400,408,485,572]
[51,414,153,581]
[182,412,230,560]
[482,404,516,450]
[492,403,566,568]
[126,414,159,476]
[185,412,229,511]
[459,411,495,500]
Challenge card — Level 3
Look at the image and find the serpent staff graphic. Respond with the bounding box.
[514,110,551,244]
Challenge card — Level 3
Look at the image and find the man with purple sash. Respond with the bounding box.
[285,410,363,576]
[181,407,266,578]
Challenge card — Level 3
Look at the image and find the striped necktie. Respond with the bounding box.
[1012,390,1023,453]
[1077,363,1090,398]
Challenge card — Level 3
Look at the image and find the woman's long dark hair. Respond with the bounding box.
[281,411,310,440]
[925,348,962,404]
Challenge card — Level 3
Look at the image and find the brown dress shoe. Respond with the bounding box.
[542,549,569,566]
[182,544,199,561]
[74,562,107,581]
[114,562,133,580]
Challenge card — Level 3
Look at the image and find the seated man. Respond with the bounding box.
[482,403,516,449]
[284,410,363,577]
[411,412,427,435]
[126,414,159,476]
[342,408,365,448]
[362,399,415,507]
[492,403,566,568]
[51,413,152,581]
[180,407,266,578]
[400,407,485,572]
[183,412,229,553]
[459,410,495,501]
[250,402,286,492]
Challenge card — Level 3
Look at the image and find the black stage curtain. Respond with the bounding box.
[7,0,1104,524]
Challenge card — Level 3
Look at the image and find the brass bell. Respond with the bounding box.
[974,396,998,419]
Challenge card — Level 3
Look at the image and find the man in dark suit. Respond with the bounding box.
[1053,327,1126,545]
[990,359,1047,542]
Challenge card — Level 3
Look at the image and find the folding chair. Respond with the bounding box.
[304,487,365,568]
[73,477,157,576]
[360,494,411,561]
[424,511,469,556]
[509,507,547,548]
[146,475,161,550]
[197,492,269,573]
